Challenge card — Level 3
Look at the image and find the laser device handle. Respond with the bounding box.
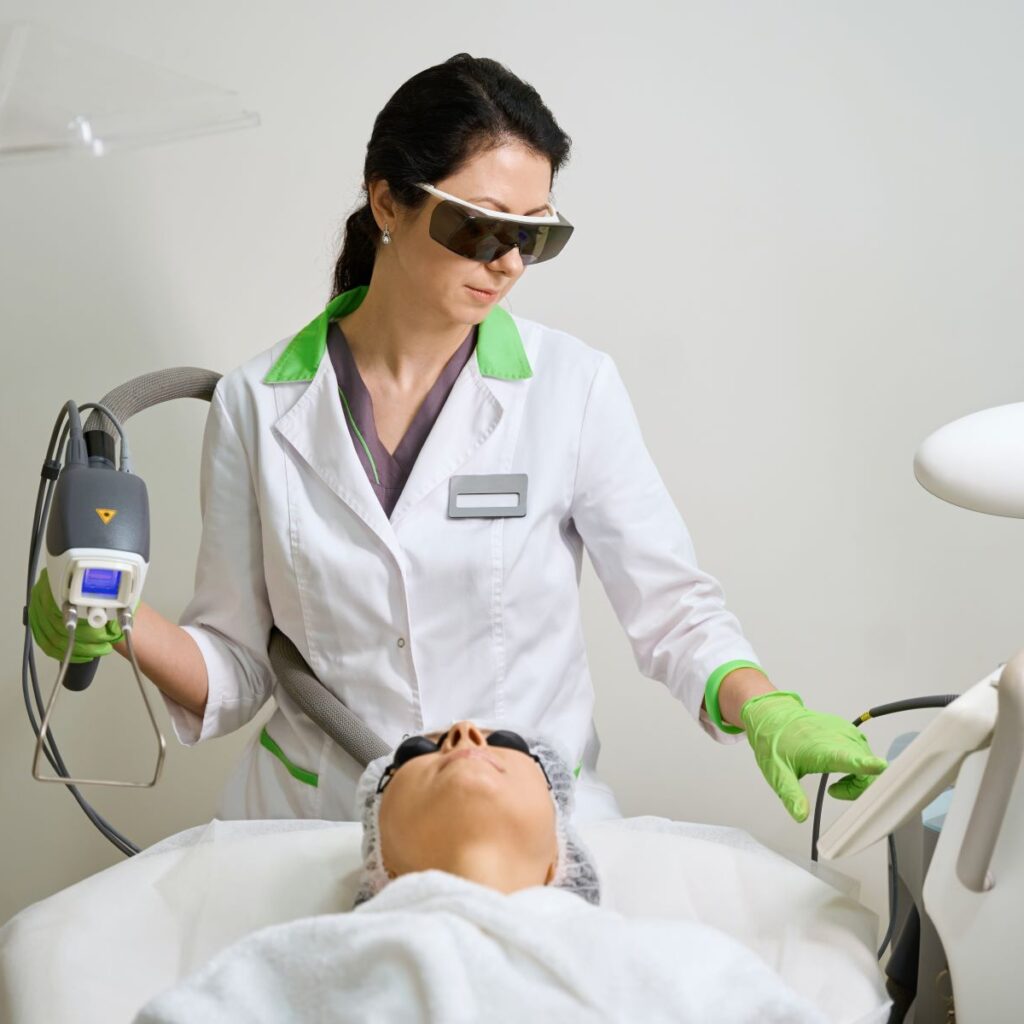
[64,659,100,691]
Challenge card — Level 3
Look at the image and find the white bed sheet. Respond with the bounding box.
[0,816,890,1024]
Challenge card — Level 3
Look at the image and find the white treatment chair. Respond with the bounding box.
[0,816,891,1023]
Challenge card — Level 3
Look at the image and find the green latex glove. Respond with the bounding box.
[740,690,888,822]
[28,568,125,663]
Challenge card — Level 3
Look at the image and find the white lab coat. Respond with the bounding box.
[166,307,758,822]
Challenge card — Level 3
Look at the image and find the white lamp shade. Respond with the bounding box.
[914,402,1024,518]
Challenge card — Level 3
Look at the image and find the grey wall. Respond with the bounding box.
[2,0,1022,938]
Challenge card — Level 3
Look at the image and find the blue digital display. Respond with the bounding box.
[81,568,122,599]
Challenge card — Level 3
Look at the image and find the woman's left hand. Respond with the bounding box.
[739,691,888,822]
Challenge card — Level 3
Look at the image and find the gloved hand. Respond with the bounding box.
[28,568,125,664]
[740,690,887,822]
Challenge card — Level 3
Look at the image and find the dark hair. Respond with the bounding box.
[331,54,572,298]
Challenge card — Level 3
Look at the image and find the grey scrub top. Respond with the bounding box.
[326,319,478,518]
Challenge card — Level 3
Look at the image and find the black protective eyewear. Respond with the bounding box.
[376,728,552,794]
[416,183,574,266]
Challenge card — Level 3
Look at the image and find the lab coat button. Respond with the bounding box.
[397,637,406,648]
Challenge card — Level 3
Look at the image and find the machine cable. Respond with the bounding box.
[809,694,960,960]
[23,400,145,856]
[21,371,387,858]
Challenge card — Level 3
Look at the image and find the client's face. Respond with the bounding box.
[378,721,559,891]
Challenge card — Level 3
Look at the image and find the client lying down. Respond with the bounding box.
[135,721,829,1023]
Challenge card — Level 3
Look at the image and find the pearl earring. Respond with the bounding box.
[381,224,392,245]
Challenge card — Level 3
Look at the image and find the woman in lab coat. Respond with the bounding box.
[31,53,885,823]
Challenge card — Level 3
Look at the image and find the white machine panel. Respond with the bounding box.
[817,669,1000,861]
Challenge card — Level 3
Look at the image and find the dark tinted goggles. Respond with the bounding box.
[416,183,574,266]
[376,728,552,793]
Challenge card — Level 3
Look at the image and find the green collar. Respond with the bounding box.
[263,284,532,384]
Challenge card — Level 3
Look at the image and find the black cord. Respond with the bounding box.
[877,834,898,960]
[24,640,139,857]
[25,425,138,855]
[809,694,960,962]
[23,402,140,857]
[811,696,960,862]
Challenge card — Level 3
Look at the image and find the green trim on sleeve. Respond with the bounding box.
[574,761,582,779]
[704,660,766,735]
[260,726,319,787]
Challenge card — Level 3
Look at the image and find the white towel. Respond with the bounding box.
[134,869,828,1024]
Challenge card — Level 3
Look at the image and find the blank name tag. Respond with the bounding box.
[448,474,528,518]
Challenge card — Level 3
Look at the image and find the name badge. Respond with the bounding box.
[448,474,528,519]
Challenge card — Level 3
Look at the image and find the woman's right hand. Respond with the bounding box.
[28,568,124,663]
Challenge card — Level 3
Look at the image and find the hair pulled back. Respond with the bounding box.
[332,54,571,298]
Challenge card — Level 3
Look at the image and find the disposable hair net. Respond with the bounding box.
[352,730,601,908]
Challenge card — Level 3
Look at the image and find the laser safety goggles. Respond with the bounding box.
[415,183,574,265]
[376,728,553,794]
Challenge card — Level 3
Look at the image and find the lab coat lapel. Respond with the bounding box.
[271,355,404,565]
[388,358,503,528]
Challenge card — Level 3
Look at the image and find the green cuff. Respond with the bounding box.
[704,660,766,735]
